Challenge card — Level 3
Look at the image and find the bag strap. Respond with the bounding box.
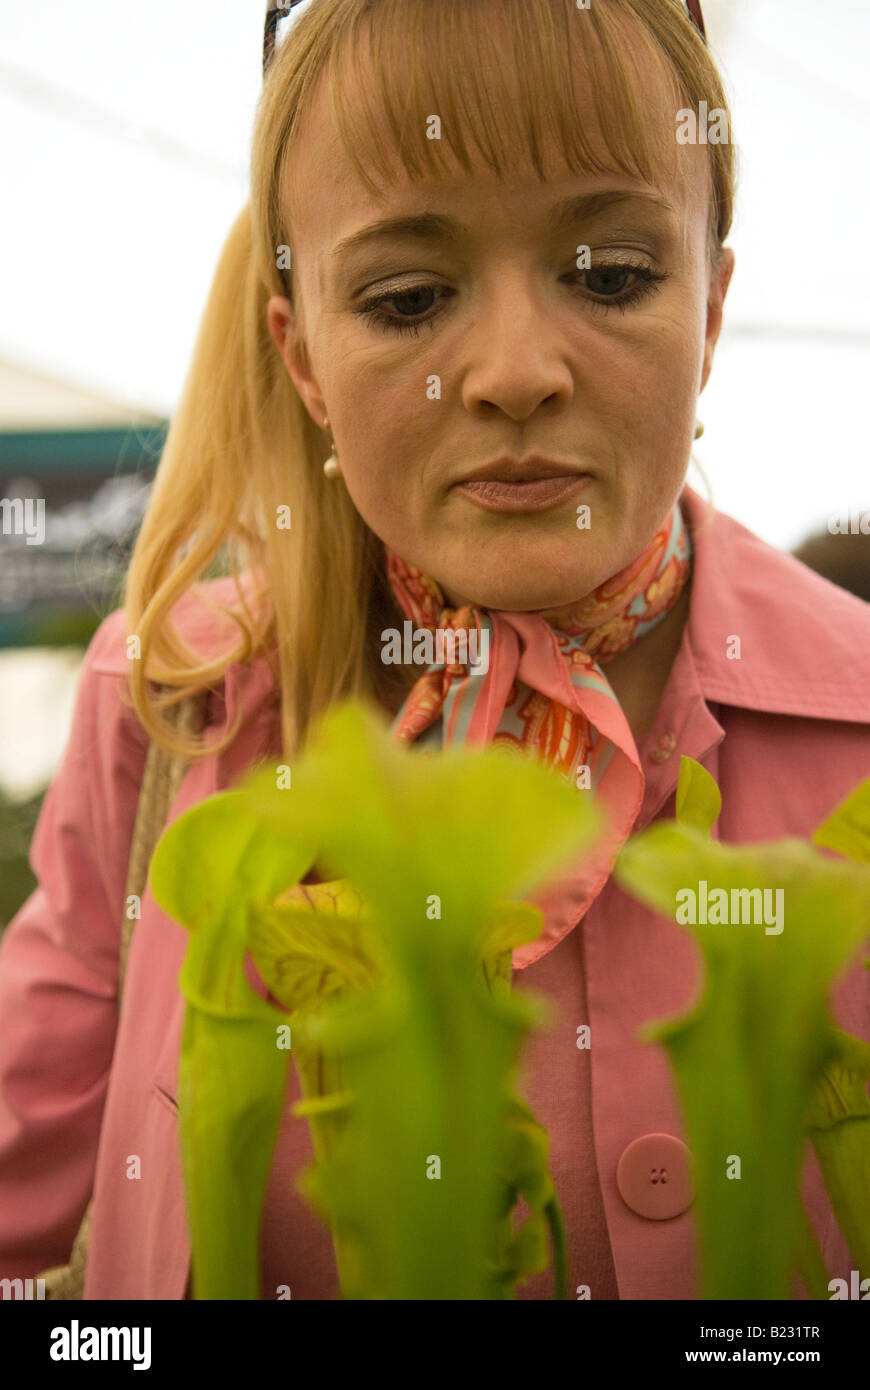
[40,687,208,1300]
[119,689,209,987]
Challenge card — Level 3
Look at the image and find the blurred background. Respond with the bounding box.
[1,0,868,926]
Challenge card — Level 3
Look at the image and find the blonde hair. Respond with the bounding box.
[121,0,735,760]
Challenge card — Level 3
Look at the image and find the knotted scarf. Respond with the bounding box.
[383,501,692,968]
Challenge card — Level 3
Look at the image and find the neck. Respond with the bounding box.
[601,579,691,744]
[377,575,692,739]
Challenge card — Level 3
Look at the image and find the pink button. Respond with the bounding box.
[616,1133,694,1220]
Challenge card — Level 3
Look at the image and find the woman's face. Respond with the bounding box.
[268,33,734,611]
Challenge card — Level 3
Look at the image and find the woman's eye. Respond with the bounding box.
[584,266,634,297]
[356,285,443,336]
[573,261,667,311]
[355,263,666,335]
[387,286,437,317]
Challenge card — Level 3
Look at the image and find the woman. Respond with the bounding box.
[1,0,868,1300]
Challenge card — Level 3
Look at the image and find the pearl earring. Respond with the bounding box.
[694,419,705,440]
[321,415,341,478]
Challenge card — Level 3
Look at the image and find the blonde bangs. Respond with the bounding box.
[330,0,659,191]
[270,0,733,257]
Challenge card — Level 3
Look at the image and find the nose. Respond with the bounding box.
[460,272,574,422]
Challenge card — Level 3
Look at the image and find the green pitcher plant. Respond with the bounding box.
[614,757,870,1300]
[149,699,602,1299]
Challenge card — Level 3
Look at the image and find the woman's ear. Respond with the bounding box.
[700,248,735,392]
[266,294,328,426]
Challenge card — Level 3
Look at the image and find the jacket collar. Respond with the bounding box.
[681,485,870,723]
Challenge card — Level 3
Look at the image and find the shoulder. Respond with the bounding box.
[63,573,266,796]
[35,577,267,917]
[88,575,253,680]
[82,578,280,778]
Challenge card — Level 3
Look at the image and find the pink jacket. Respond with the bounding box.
[1,486,869,1300]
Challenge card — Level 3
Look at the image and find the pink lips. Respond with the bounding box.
[455,474,590,513]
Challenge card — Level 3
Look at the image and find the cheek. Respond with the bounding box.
[328,362,443,528]
[328,334,417,442]
[597,302,705,444]
[620,290,705,383]
[340,459,403,533]
[334,431,427,552]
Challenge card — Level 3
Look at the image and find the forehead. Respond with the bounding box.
[282,11,710,286]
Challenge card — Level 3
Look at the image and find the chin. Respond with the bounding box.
[449,577,598,612]
[442,550,609,612]
[498,591,587,612]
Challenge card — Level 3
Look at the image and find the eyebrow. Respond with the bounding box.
[330,190,676,261]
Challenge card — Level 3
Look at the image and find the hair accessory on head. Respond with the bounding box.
[685,0,707,42]
[263,1,307,78]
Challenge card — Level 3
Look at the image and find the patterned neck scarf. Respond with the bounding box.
[383,501,692,968]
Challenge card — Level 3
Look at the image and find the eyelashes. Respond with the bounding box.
[356,285,444,338]
[354,263,669,337]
